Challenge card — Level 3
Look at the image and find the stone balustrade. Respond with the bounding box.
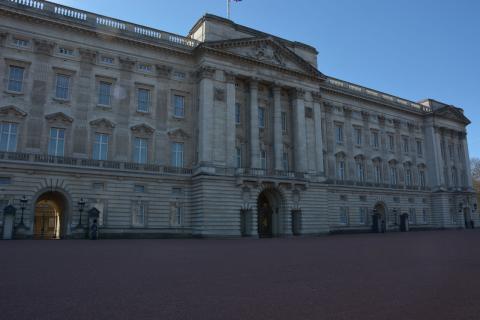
[325,77,432,113]
[1,0,199,49]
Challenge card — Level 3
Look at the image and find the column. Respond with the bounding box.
[225,72,236,167]
[434,127,445,187]
[198,66,215,165]
[273,85,283,171]
[312,92,325,175]
[461,132,473,189]
[249,79,260,168]
[292,88,307,173]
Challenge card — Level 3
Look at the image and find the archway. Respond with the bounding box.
[372,202,387,233]
[33,192,68,239]
[257,188,284,237]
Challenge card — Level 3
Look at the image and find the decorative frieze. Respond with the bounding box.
[78,48,97,63]
[89,118,116,130]
[119,57,135,71]
[33,39,55,55]
[130,123,155,136]
[361,111,370,121]
[0,105,27,118]
[311,92,322,103]
[45,112,73,124]
[156,64,172,78]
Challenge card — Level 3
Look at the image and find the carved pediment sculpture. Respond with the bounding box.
[130,123,155,135]
[167,128,190,140]
[89,118,116,129]
[434,105,470,125]
[0,105,27,118]
[45,112,73,124]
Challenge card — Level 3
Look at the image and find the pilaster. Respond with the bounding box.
[225,71,237,167]
[249,79,260,168]
[312,92,324,175]
[197,66,215,167]
[273,85,283,171]
[292,88,307,173]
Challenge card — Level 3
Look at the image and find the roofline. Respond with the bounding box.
[188,14,318,54]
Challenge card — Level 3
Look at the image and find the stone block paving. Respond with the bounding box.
[1,230,480,320]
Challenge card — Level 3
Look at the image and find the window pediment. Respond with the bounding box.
[90,118,115,129]
[0,105,27,118]
[130,123,155,135]
[167,128,190,140]
[45,112,73,124]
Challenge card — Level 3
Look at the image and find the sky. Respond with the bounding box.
[51,0,480,157]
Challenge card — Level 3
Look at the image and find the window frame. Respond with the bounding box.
[171,142,184,168]
[48,127,65,157]
[0,122,18,152]
[93,133,109,161]
[133,137,148,164]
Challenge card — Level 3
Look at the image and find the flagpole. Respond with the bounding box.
[227,0,231,19]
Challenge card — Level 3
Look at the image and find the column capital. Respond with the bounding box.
[119,56,135,71]
[292,88,305,100]
[311,92,322,103]
[78,48,97,63]
[197,66,215,80]
[34,38,55,55]
[156,64,173,78]
[249,78,259,90]
[272,84,282,94]
[323,102,334,113]
[224,71,236,84]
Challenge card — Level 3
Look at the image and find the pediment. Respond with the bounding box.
[45,112,73,123]
[202,37,324,79]
[130,123,155,135]
[0,105,27,118]
[90,118,116,129]
[434,105,470,125]
[167,128,190,140]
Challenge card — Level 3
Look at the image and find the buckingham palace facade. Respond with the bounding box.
[0,0,477,239]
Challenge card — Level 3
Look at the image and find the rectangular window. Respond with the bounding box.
[173,95,185,118]
[403,137,409,153]
[359,207,367,225]
[138,63,152,72]
[8,66,25,92]
[337,160,345,180]
[282,151,289,171]
[0,177,12,185]
[281,112,287,133]
[260,150,267,169]
[13,38,29,47]
[339,207,349,225]
[133,202,145,226]
[137,88,151,113]
[417,140,423,156]
[419,170,426,187]
[388,134,395,151]
[55,74,70,100]
[0,123,18,152]
[371,131,379,149]
[93,133,109,160]
[134,138,148,164]
[356,162,364,182]
[48,128,65,156]
[170,205,183,226]
[389,166,397,185]
[373,164,381,183]
[236,147,242,168]
[409,208,416,225]
[134,185,145,193]
[354,128,362,145]
[98,81,112,106]
[59,47,74,56]
[171,142,184,168]
[235,103,241,125]
[405,168,412,186]
[101,56,114,64]
[258,107,265,128]
[335,124,344,143]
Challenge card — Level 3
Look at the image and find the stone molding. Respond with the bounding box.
[78,48,97,63]
[45,112,73,124]
[0,105,27,118]
[224,71,236,84]
[214,87,225,102]
[34,39,55,55]
[119,57,135,71]
[130,123,155,135]
[89,118,116,129]
[156,64,172,78]
[311,92,322,103]
[197,66,215,80]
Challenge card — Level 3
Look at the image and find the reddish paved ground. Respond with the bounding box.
[1,230,480,320]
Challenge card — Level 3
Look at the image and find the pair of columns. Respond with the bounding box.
[197,68,325,174]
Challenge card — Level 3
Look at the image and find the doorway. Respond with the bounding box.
[34,192,67,239]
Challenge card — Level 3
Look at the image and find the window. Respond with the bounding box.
[373,163,381,183]
[48,128,65,156]
[58,47,74,56]
[132,202,145,226]
[55,74,70,100]
[403,137,409,153]
[134,185,145,193]
[281,112,287,133]
[354,128,362,145]
[388,134,395,151]
[258,107,265,128]
[138,63,152,72]
[0,177,12,185]
[419,170,426,187]
[133,138,148,164]
[173,95,185,118]
[137,88,151,113]
[282,151,289,171]
[405,168,412,186]
[93,133,109,160]
[337,160,345,180]
[356,161,365,182]
[371,131,379,149]
[8,66,24,92]
[389,166,397,185]
[171,142,184,168]
[409,208,416,225]
[173,71,186,80]
[416,140,423,156]
[339,207,349,225]
[98,81,112,106]
[236,147,242,168]
[0,123,18,152]
[335,124,344,143]
[235,103,241,125]
[13,38,29,47]
[260,150,267,169]
[359,207,368,225]
[170,204,183,226]
[101,56,114,64]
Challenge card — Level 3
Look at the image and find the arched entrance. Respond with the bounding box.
[257,188,283,237]
[372,202,387,233]
[33,192,68,239]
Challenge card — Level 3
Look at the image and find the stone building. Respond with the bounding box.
[0,0,477,239]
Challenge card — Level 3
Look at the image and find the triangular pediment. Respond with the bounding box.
[434,105,470,125]
[130,123,155,135]
[167,128,190,140]
[90,118,116,129]
[45,112,73,123]
[202,37,325,79]
[0,105,27,118]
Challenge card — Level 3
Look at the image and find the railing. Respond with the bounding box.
[1,0,199,49]
[325,77,433,113]
[332,179,431,191]
[234,168,306,180]
[0,152,193,176]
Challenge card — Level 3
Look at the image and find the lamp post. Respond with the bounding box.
[76,197,86,229]
[16,195,28,230]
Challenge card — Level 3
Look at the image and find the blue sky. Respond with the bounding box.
[52,0,480,158]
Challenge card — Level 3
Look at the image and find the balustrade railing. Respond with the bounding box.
[2,0,199,49]
[325,77,432,113]
[234,168,306,180]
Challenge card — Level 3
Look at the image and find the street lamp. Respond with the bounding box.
[17,195,28,229]
[76,197,86,229]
